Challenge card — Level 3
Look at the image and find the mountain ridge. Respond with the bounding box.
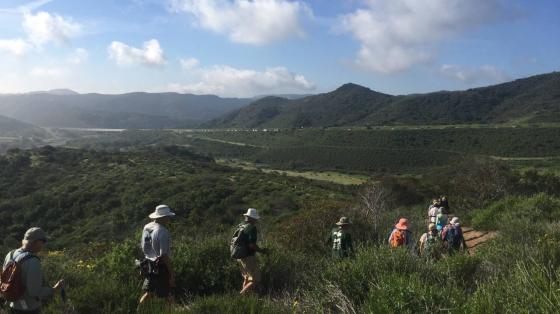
[208,71,560,128]
[0,93,252,129]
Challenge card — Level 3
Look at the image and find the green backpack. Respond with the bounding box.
[424,233,442,258]
[230,223,249,259]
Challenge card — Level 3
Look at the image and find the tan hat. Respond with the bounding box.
[149,205,176,219]
[336,217,351,226]
[24,227,48,242]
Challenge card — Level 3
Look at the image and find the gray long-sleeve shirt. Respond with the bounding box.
[2,249,54,311]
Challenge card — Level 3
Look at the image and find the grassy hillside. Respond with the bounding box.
[209,72,560,128]
[1,146,560,313]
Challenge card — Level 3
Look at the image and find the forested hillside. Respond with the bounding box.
[0,146,349,249]
[67,127,560,175]
[209,72,560,128]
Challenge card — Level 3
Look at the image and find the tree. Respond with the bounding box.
[358,183,389,242]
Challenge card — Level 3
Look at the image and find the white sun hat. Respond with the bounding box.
[149,205,176,219]
[243,208,260,220]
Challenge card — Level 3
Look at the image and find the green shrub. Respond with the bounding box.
[184,295,290,314]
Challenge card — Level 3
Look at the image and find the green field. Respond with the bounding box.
[216,159,369,185]
[64,125,560,176]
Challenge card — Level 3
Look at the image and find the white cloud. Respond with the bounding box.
[339,0,514,74]
[67,48,89,64]
[168,65,314,97]
[30,66,66,78]
[22,10,82,46]
[180,57,199,70]
[108,39,166,67]
[0,38,32,56]
[439,64,509,84]
[169,0,310,45]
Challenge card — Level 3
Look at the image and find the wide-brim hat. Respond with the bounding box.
[149,205,176,219]
[243,208,260,220]
[336,216,351,226]
[395,218,409,230]
[450,217,459,224]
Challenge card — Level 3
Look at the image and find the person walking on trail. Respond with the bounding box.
[435,212,448,234]
[234,208,269,295]
[326,217,354,259]
[440,196,450,215]
[419,223,442,259]
[139,205,176,305]
[389,218,413,249]
[1,227,64,314]
[442,217,467,254]
[427,199,440,223]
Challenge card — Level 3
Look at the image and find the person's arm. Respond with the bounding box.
[25,259,58,300]
[246,225,267,253]
[419,234,426,253]
[388,229,395,244]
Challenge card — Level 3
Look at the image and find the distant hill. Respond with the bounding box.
[208,72,560,128]
[0,115,50,154]
[0,114,36,133]
[0,93,251,129]
[27,89,80,96]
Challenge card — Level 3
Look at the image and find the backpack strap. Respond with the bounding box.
[10,250,38,265]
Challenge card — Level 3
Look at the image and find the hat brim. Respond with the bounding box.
[149,212,176,219]
[243,213,260,220]
[336,222,350,226]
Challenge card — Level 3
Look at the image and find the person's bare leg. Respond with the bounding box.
[240,281,256,295]
[139,292,151,304]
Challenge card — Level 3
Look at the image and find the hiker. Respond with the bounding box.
[440,196,450,215]
[326,217,354,259]
[233,208,269,295]
[419,223,442,259]
[442,217,467,254]
[435,212,447,233]
[139,205,176,305]
[427,199,440,223]
[1,227,64,314]
[388,218,413,249]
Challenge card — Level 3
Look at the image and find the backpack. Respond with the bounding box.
[424,233,443,259]
[0,251,37,302]
[390,229,407,248]
[445,226,462,249]
[230,223,249,259]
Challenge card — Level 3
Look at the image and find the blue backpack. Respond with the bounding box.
[445,226,462,248]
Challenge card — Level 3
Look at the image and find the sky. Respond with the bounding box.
[0,0,558,97]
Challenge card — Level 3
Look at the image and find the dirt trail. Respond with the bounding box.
[462,227,497,253]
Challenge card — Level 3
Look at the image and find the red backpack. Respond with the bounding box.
[0,251,36,301]
[390,229,407,248]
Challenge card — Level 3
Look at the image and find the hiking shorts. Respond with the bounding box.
[142,263,171,298]
[237,255,261,283]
